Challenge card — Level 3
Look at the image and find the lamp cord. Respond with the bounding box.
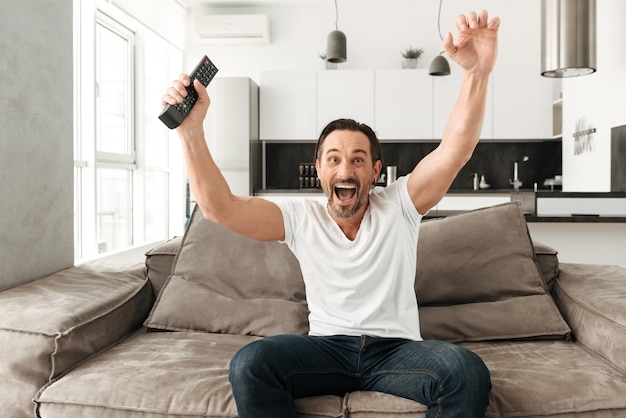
[437,0,444,41]
[334,0,339,30]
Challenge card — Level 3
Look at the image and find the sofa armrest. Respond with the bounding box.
[553,263,626,374]
[145,236,182,297]
[0,263,153,418]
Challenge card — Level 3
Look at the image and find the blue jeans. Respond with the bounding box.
[229,335,491,418]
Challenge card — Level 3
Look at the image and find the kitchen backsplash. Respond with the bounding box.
[264,141,562,191]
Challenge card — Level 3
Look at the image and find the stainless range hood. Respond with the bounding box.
[541,0,596,77]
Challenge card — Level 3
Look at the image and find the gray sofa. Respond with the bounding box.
[2,202,625,417]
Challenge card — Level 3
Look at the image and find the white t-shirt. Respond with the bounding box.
[277,175,424,341]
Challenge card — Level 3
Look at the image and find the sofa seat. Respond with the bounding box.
[460,340,626,417]
[35,329,348,418]
[36,329,626,418]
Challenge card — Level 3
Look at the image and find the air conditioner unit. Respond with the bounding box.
[195,14,271,45]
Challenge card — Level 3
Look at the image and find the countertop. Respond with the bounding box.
[255,189,626,223]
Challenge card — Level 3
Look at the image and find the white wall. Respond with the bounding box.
[561,0,626,192]
[183,0,543,84]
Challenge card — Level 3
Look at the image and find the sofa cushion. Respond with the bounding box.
[144,206,309,337]
[461,340,626,417]
[0,263,151,418]
[145,236,182,296]
[415,202,571,342]
[553,263,626,374]
[35,329,344,418]
[345,391,427,417]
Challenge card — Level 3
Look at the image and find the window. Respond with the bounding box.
[95,14,135,253]
[74,1,184,262]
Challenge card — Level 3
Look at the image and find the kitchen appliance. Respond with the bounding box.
[204,78,261,196]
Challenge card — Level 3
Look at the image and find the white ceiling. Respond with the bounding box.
[182,0,326,7]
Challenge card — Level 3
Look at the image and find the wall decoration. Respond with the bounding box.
[611,124,626,192]
[573,117,596,155]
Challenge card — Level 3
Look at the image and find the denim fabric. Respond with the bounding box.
[229,335,491,417]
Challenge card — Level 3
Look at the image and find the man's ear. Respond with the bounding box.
[373,160,383,183]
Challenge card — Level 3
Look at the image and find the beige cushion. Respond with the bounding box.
[461,340,626,417]
[554,263,626,374]
[36,329,345,418]
[415,202,571,342]
[0,264,151,418]
[144,207,309,337]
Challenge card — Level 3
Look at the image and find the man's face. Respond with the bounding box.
[315,129,381,220]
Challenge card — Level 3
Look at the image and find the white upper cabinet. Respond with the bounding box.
[316,70,375,134]
[433,67,494,140]
[260,71,317,140]
[375,70,433,140]
[491,1,553,139]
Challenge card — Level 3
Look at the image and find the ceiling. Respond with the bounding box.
[181,0,326,7]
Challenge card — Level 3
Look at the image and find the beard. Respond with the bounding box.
[324,178,367,219]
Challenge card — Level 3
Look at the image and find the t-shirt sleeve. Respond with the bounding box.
[376,175,423,230]
[275,199,298,249]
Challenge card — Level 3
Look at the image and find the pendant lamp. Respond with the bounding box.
[429,0,450,76]
[326,0,346,63]
[429,54,451,76]
[541,0,596,77]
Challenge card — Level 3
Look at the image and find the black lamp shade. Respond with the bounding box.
[429,55,451,76]
[326,30,347,63]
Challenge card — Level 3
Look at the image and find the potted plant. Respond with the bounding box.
[401,46,424,69]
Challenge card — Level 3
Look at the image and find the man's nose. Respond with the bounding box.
[336,161,354,179]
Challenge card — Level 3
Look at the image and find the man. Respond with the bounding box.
[162,10,499,417]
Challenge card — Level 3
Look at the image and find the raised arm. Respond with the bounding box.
[408,10,500,214]
[162,75,284,241]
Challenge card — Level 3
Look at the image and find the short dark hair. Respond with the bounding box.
[314,118,383,167]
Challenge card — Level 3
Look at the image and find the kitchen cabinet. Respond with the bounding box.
[492,71,553,139]
[259,71,317,140]
[433,68,494,140]
[374,70,433,140]
[316,70,375,134]
[528,222,626,268]
[536,195,626,216]
[491,2,553,140]
[435,194,510,212]
[255,192,325,205]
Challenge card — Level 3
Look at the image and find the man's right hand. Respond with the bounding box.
[161,73,210,135]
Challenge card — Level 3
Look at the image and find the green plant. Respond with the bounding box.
[401,46,424,59]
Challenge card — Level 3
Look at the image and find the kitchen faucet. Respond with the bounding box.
[510,156,529,191]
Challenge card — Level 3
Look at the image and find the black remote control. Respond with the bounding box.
[158,55,218,129]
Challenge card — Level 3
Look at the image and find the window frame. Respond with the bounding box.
[74,0,185,262]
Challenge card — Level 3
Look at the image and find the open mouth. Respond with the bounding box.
[334,183,357,203]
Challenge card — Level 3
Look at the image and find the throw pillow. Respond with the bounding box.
[415,202,571,343]
[144,206,309,337]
